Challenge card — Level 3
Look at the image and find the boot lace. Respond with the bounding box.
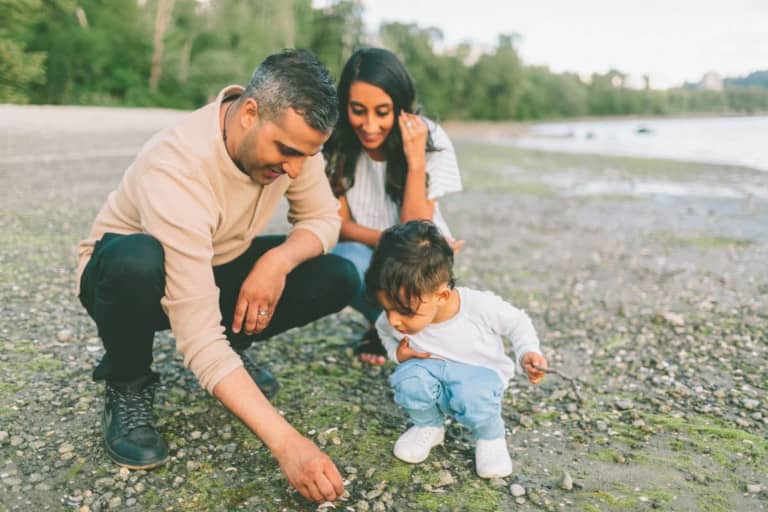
[107,382,156,431]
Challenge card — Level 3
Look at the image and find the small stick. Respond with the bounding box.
[533,364,586,404]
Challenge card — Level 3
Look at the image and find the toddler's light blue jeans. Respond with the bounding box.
[330,241,381,323]
[389,359,506,441]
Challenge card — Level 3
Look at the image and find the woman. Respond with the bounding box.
[325,47,463,365]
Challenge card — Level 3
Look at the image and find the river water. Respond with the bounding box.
[511,115,768,172]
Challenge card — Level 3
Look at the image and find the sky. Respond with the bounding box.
[316,0,768,89]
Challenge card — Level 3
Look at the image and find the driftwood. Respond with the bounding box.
[534,364,586,404]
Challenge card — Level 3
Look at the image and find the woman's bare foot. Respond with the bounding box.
[359,352,386,365]
[354,327,388,365]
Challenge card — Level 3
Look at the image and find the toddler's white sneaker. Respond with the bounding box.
[475,437,513,478]
[393,425,445,463]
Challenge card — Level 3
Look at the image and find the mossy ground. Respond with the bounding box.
[1,113,766,511]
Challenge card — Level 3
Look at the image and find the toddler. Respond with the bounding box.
[365,220,547,478]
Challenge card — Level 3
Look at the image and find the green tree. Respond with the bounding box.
[301,0,364,79]
[0,0,46,103]
[467,34,523,120]
[27,0,151,104]
[516,67,588,119]
[379,23,466,119]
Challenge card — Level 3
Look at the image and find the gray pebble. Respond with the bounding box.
[510,483,526,497]
[742,399,760,410]
[57,329,73,342]
[95,477,115,488]
[561,471,574,491]
[746,484,762,493]
[436,470,455,487]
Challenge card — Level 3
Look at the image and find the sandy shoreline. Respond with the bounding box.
[1,106,766,511]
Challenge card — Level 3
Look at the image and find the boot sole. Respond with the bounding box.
[104,441,169,470]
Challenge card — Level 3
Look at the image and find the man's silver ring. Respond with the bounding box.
[258,310,269,316]
[406,121,412,128]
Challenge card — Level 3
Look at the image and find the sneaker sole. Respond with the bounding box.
[477,466,513,479]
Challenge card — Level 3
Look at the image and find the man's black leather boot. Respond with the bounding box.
[236,349,280,400]
[103,372,169,469]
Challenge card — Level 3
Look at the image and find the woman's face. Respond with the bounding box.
[347,80,395,156]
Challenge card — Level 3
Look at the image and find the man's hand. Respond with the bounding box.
[274,434,345,503]
[396,336,431,363]
[232,250,289,335]
[521,352,548,384]
[214,368,344,503]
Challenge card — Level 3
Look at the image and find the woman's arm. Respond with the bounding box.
[337,194,382,247]
[398,112,436,222]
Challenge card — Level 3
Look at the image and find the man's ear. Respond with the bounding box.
[241,97,260,129]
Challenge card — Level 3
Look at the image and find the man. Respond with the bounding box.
[76,49,358,503]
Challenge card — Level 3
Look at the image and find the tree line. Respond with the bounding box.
[3,0,767,119]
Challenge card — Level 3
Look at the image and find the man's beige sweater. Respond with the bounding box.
[77,86,340,393]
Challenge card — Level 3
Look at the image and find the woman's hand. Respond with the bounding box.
[398,112,428,168]
[447,237,465,253]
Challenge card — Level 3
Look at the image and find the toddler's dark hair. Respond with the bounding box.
[365,220,455,315]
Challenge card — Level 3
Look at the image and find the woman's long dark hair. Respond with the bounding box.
[324,47,438,206]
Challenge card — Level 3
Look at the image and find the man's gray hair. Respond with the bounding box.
[242,49,338,133]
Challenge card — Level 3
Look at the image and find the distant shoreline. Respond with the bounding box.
[444,110,768,133]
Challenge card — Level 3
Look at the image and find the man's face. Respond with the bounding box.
[234,100,329,185]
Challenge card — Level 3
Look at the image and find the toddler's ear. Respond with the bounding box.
[435,286,452,303]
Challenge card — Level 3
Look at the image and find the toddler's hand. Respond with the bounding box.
[396,337,431,363]
[521,352,547,384]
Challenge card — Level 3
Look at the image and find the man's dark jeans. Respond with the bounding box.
[79,233,359,382]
